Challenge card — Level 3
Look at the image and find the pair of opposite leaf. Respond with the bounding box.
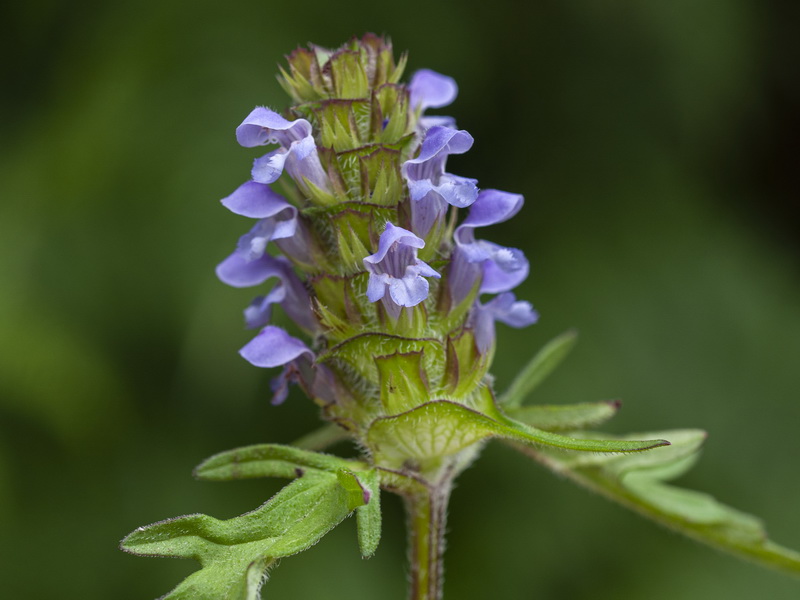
[122,331,800,599]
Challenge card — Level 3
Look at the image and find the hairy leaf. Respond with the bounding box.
[513,429,800,575]
[500,330,577,408]
[507,400,620,431]
[121,470,368,599]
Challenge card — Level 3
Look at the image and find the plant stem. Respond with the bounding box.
[405,483,451,600]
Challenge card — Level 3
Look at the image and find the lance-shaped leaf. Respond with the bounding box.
[194,443,365,481]
[500,330,578,408]
[507,400,620,432]
[366,396,668,469]
[121,470,368,600]
[512,429,800,575]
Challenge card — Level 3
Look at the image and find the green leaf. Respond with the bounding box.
[336,469,369,511]
[194,444,365,481]
[514,429,800,575]
[500,330,578,408]
[354,469,382,558]
[507,400,620,431]
[367,396,668,470]
[122,470,366,599]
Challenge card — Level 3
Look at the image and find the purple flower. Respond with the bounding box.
[472,292,539,353]
[241,256,316,332]
[402,126,479,237]
[215,183,304,288]
[236,107,329,191]
[449,189,529,305]
[223,184,297,256]
[408,69,458,112]
[239,325,315,404]
[363,223,440,319]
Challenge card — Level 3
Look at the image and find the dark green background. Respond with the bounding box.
[1,1,798,598]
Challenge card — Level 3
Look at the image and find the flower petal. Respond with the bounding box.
[239,325,313,368]
[484,292,539,328]
[404,126,474,172]
[221,181,296,220]
[389,273,430,307]
[235,107,312,148]
[251,148,290,184]
[479,244,529,294]
[216,253,284,288]
[363,223,425,267]
[243,286,286,330]
[460,189,524,229]
[472,292,539,353]
[409,69,458,111]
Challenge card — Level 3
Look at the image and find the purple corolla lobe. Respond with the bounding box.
[408,69,458,112]
[472,292,539,353]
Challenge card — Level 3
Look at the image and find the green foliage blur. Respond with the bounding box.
[1,1,798,598]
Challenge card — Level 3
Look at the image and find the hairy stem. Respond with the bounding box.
[405,483,451,600]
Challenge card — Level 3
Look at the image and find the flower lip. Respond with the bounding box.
[408,69,459,111]
[472,292,539,353]
[239,325,314,369]
[221,181,297,220]
[458,189,524,231]
[235,107,312,148]
[216,253,283,288]
[479,245,529,294]
[403,126,474,172]
[363,222,425,267]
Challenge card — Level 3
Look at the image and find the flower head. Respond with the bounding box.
[218,36,536,411]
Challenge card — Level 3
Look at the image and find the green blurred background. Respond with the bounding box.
[2,0,799,598]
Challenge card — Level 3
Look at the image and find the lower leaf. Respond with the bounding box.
[121,470,366,599]
[511,429,800,575]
